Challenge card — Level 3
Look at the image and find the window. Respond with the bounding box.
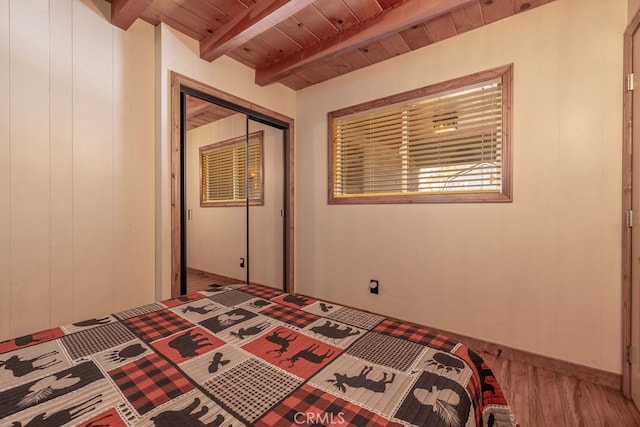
[200,131,264,207]
[329,65,512,204]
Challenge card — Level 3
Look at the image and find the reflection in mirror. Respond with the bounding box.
[184,95,248,292]
[248,118,285,290]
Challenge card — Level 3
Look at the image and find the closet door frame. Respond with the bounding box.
[170,72,294,297]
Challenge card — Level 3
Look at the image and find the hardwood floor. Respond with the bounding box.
[184,274,640,426]
[186,268,246,293]
[482,352,640,426]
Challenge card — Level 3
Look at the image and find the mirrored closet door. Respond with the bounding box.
[248,118,285,290]
[184,95,248,291]
[181,91,286,294]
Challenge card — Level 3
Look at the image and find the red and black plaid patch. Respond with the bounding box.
[259,304,319,328]
[122,309,194,342]
[255,384,403,427]
[161,292,207,308]
[373,318,457,351]
[240,285,283,300]
[454,346,509,425]
[109,353,194,415]
[243,327,341,380]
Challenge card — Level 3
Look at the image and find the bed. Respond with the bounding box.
[0,284,517,426]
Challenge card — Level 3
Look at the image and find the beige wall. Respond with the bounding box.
[186,115,285,287]
[156,24,296,298]
[0,0,156,341]
[295,0,626,374]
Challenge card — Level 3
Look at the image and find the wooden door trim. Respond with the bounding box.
[170,72,295,298]
[622,9,640,399]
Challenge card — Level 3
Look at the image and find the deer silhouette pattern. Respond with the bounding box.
[280,344,335,368]
[265,330,297,357]
[182,304,217,316]
[229,322,269,340]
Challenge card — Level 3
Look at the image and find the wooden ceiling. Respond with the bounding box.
[185,95,237,130]
[109,0,555,90]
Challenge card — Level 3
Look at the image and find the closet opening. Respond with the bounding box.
[170,73,294,297]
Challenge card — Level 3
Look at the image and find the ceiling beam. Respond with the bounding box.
[111,0,153,30]
[200,0,317,62]
[255,0,474,86]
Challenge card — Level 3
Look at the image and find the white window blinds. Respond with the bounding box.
[330,65,511,204]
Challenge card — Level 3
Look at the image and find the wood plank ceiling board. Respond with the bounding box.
[342,0,384,21]
[142,7,201,40]
[376,0,406,8]
[292,4,341,38]
[324,49,370,75]
[337,48,372,70]
[312,0,361,32]
[480,0,516,25]
[200,0,317,61]
[231,36,283,66]
[358,40,392,64]
[208,0,250,18]
[259,27,304,57]
[147,0,217,38]
[425,13,458,43]
[399,24,433,51]
[174,0,231,30]
[275,16,321,49]
[514,0,550,12]
[105,0,559,90]
[254,0,476,86]
[279,73,311,90]
[450,2,485,34]
[378,32,411,57]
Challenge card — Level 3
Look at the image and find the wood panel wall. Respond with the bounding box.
[0,0,156,341]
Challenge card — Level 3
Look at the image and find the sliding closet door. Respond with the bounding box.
[248,118,285,290]
[184,95,248,290]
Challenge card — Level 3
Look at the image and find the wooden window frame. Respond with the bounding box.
[328,64,513,204]
[200,131,265,207]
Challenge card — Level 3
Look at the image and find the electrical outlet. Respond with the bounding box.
[240,258,245,268]
[369,280,379,294]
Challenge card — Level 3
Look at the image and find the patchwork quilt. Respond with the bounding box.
[0,284,518,426]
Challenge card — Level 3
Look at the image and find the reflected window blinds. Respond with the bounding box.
[200,131,263,206]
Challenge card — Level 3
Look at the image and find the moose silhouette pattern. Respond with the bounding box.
[265,330,297,357]
[327,366,396,393]
[207,352,230,374]
[279,344,335,368]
